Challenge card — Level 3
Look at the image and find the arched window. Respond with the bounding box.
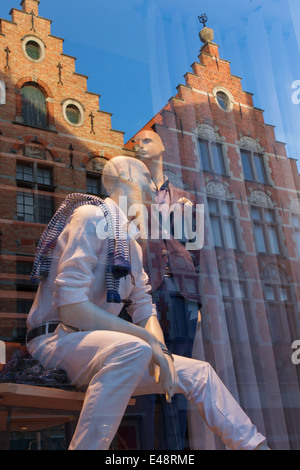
[21,84,47,129]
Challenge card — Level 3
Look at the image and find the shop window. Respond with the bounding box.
[251,206,281,255]
[16,162,54,224]
[208,198,239,249]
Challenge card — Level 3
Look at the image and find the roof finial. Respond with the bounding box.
[198,14,214,44]
[198,13,208,28]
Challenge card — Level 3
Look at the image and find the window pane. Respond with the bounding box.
[268,226,280,254]
[66,105,80,124]
[254,153,267,184]
[208,199,219,215]
[26,41,41,60]
[265,286,275,301]
[251,207,261,221]
[220,281,230,297]
[16,261,33,285]
[22,85,47,129]
[87,176,100,195]
[211,142,225,174]
[16,163,33,182]
[292,214,300,228]
[295,230,300,255]
[234,282,246,299]
[221,201,234,216]
[224,218,237,249]
[279,288,288,302]
[210,216,223,247]
[216,91,229,110]
[37,167,52,185]
[241,150,254,180]
[198,139,211,172]
[265,209,276,223]
[38,195,53,224]
[17,191,34,222]
[254,223,266,252]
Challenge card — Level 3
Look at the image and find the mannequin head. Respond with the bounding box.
[132,130,165,161]
[102,155,154,205]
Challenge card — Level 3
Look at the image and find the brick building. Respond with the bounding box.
[0,0,127,343]
[126,25,300,449]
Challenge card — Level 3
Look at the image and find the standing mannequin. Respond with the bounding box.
[131,130,204,448]
[132,130,202,357]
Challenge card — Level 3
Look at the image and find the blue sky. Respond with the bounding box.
[1,0,300,168]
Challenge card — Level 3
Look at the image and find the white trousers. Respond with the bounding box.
[27,325,265,450]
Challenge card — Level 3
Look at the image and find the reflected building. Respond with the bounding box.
[0,0,125,347]
[126,24,300,450]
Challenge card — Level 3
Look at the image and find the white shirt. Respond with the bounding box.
[26,198,157,329]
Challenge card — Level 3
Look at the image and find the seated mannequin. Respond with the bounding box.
[26,156,269,450]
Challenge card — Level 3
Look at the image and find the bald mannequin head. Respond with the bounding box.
[133,130,165,160]
[102,155,154,204]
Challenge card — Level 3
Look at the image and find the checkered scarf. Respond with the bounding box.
[31,193,131,303]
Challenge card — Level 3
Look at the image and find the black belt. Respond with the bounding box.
[26,322,80,343]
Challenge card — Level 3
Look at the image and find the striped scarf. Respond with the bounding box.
[31,193,131,303]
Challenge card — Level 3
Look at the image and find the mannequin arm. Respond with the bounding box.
[138,315,178,401]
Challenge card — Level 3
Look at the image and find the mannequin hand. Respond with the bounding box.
[148,341,178,402]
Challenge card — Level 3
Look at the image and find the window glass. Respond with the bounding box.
[253,223,266,252]
[292,214,300,228]
[241,150,254,180]
[265,285,276,301]
[26,41,41,60]
[220,280,230,297]
[216,91,229,110]
[224,219,237,249]
[66,104,80,125]
[87,176,100,195]
[198,139,211,172]
[37,167,52,186]
[254,153,267,183]
[210,215,223,247]
[21,85,47,129]
[251,207,261,221]
[17,191,34,222]
[267,226,280,254]
[221,200,234,216]
[211,142,225,174]
[265,209,276,223]
[38,195,53,224]
[16,163,33,182]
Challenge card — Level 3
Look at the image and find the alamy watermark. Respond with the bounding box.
[96,197,205,250]
[291,340,300,365]
[0,340,6,365]
[291,80,300,104]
